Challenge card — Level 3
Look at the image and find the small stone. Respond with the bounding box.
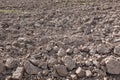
[73,55,83,63]
[39,62,48,69]
[85,60,92,66]
[114,46,120,55]
[62,56,76,70]
[97,43,113,54]
[46,45,52,51]
[53,46,59,52]
[5,58,18,69]
[57,48,66,57]
[85,70,92,77]
[75,67,85,77]
[42,70,49,76]
[73,48,79,54]
[104,56,120,74]
[24,61,40,74]
[12,67,24,80]
[48,57,57,65]
[29,58,40,66]
[54,64,68,77]
[37,71,42,77]
[66,48,73,55]
[93,60,100,68]
[89,48,96,54]
[70,74,77,80]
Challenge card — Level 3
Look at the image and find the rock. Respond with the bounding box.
[48,57,57,65]
[39,62,48,69]
[5,58,18,69]
[46,44,52,51]
[73,48,79,54]
[89,48,96,54]
[93,60,100,68]
[37,71,42,78]
[62,56,76,70]
[70,74,77,80]
[0,61,5,73]
[42,70,49,76]
[57,48,66,57]
[97,43,113,54]
[24,61,40,74]
[95,69,106,77]
[73,55,83,64]
[66,48,73,55]
[114,46,120,55]
[104,56,120,74]
[29,58,40,66]
[85,60,92,66]
[53,46,59,52]
[85,70,92,77]
[75,67,85,77]
[12,67,24,80]
[54,64,68,77]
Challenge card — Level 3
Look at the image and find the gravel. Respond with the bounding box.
[0,0,120,80]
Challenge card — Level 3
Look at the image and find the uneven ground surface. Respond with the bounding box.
[0,0,120,80]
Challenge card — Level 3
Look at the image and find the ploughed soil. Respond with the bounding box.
[0,0,120,80]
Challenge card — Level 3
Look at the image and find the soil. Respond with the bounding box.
[0,0,120,80]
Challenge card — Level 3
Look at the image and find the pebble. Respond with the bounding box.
[114,46,120,56]
[46,44,52,51]
[93,60,100,68]
[48,57,57,65]
[62,56,76,70]
[42,70,49,76]
[73,48,79,54]
[24,61,40,74]
[70,74,77,80]
[73,55,83,64]
[97,44,109,54]
[104,56,120,74]
[29,58,40,66]
[85,60,92,66]
[53,46,59,52]
[39,62,48,69]
[75,67,85,77]
[66,48,73,55]
[5,58,18,69]
[12,67,24,80]
[54,64,68,77]
[85,70,92,77]
[57,48,66,57]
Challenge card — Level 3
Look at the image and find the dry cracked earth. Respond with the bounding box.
[0,0,120,80]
